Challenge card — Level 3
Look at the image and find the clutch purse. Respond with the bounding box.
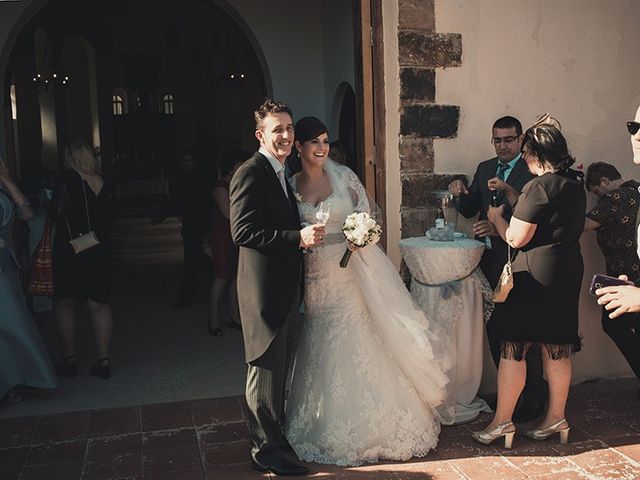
[66,173,101,254]
[69,230,100,253]
[493,245,515,303]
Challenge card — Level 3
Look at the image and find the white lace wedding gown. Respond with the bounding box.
[285,161,454,466]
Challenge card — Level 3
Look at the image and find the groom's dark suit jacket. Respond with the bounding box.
[458,156,534,287]
[229,152,302,363]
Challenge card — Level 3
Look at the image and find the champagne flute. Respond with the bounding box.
[315,201,331,226]
[303,201,330,254]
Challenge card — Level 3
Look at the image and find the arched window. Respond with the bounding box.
[112,94,124,115]
[162,94,174,115]
[112,89,128,115]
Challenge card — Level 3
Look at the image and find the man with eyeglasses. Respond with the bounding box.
[595,106,640,397]
[449,115,547,422]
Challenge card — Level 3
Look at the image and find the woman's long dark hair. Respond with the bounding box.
[522,124,583,183]
[522,124,575,171]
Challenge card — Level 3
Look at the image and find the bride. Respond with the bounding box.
[285,117,454,466]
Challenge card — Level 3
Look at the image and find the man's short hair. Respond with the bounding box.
[254,98,293,129]
[492,116,523,135]
[586,162,622,190]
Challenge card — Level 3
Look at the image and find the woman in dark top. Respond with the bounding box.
[49,139,114,379]
[473,123,585,448]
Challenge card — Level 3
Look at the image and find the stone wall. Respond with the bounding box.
[397,0,464,239]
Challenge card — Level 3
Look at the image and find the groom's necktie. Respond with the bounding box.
[497,162,510,181]
[277,167,289,198]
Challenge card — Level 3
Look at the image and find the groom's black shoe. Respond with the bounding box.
[251,457,309,476]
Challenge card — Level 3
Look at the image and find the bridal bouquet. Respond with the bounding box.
[340,212,382,268]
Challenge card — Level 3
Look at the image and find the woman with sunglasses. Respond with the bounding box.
[476,122,586,448]
[595,106,640,399]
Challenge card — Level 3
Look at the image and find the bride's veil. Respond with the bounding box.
[324,158,456,424]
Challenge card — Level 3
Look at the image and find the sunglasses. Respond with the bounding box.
[627,121,640,135]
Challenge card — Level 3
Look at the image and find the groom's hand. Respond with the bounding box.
[300,224,326,248]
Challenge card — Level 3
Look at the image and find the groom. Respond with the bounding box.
[229,99,324,476]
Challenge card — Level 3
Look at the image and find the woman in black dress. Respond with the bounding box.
[473,123,585,448]
[49,140,114,379]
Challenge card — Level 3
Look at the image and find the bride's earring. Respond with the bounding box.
[297,150,301,158]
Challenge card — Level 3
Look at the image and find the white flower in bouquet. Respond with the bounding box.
[340,212,382,267]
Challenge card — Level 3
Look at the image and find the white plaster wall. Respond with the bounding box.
[434,0,640,384]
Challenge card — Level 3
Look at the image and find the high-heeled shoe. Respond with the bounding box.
[55,355,78,378]
[525,419,570,444]
[90,358,111,379]
[471,421,516,449]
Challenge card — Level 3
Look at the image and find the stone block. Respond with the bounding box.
[398,0,435,33]
[400,68,435,102]
[399,136,434,172]
[401,207,430,239]
[424,173,467,192]
[400,104,460,138]
[401,174,429,208]
[399,32,462,68]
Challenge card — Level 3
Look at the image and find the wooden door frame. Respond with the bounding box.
[354,0,386,247]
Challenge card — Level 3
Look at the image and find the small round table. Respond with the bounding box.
[399,236,494,424]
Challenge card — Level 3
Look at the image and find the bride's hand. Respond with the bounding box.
[347,240,361,252]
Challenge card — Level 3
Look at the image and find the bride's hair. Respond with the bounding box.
[295,116,328,144]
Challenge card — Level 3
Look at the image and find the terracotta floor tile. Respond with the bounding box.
[612,437,640,463]
[143,428,197,452]
[32,411,89,443]
[86,433,142,460]
[21,460,82,480]
[142,401,192,431]
[452,456,529,480]
[143,444,202,475]
[573,414,640,439]
[0,416,36,448]
[344,460,466,479]
[145,468,205,480]
[504,453,579,478]
[26,439,87,466]
[566,443,640,478]
[551,438,611,457]
[202,439,248,466]
[205,463,270,480]
[433,436,498,461]
[535,470,591,480]
[81,452,143,480]
[0,446,29,475]
[88,406,141,438]
[197,421,249,445]
[191,396,244,426]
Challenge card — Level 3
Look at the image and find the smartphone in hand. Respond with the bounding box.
[589,274,634,295]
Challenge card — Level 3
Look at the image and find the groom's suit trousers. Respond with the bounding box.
[245,301,298,463]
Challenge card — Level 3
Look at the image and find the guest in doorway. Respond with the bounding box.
[152,148,213,308]
[0,158,57,403]
[49,140,114,379]
[208,150,248,336]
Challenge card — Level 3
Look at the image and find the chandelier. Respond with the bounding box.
[32,72,70,93]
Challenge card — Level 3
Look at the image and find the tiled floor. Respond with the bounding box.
[1,378,639,480]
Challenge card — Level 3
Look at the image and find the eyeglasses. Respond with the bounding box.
[491,136,518,146]
[627,121,640,135]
